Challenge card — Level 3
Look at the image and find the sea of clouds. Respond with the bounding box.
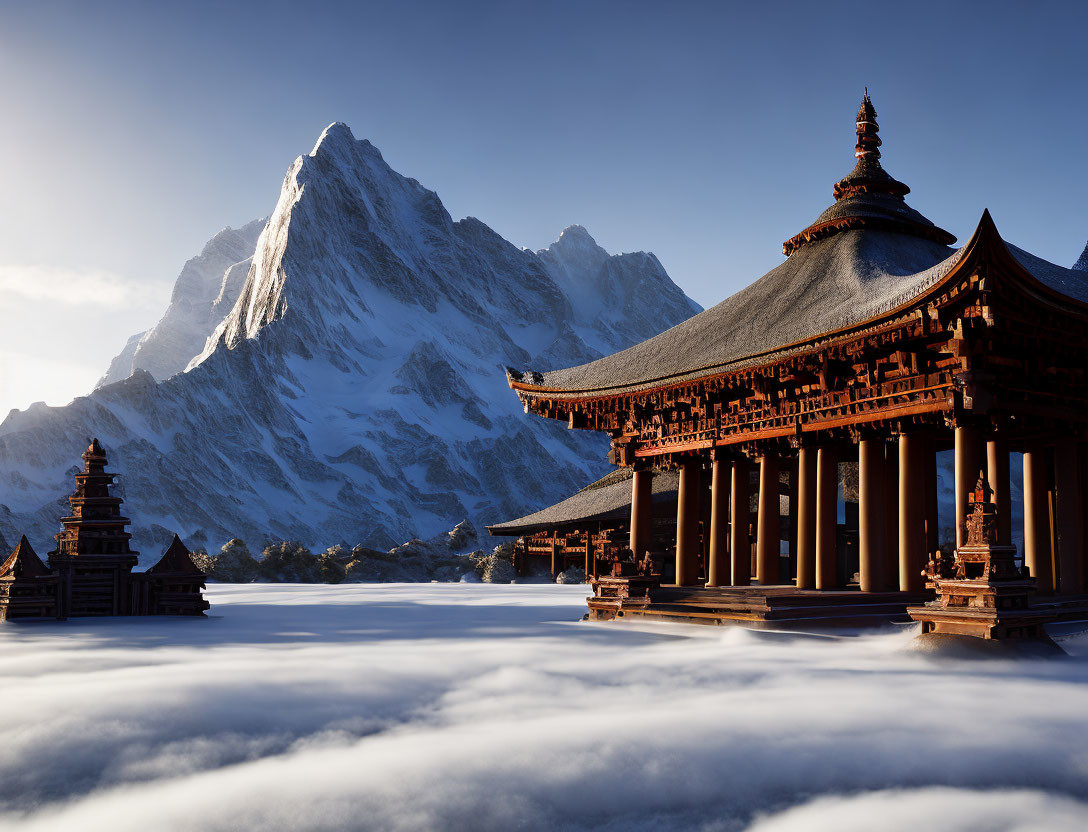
[0,583,1085,831]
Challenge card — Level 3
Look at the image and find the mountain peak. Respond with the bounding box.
[1075,240,1088,272]
[548,224,606,256]
[310,122,357,156]
[556,224,596,245]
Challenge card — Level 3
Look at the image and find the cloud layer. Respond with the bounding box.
[0,584,1085,832]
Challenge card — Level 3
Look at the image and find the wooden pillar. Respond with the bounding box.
[584,530,592,579]
[1023,443,1054,594]
[629,467,653,559]
[675,459,702,586]
[898,433,925,592]
[756,453,780,585]
[858,437,886,592]
[923,437,939,557]
[815,446,838,589]
[796,446,817,589]
[550,539,560,579]
[954,424,984,549]
[1054,440,1084,595]
[987,439,1012,546]
[786,457,798,584]
[706,452,730,587]
[730,458,751,586]
[883,439,899,587]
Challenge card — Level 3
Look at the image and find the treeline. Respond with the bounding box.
[189,538,518,584]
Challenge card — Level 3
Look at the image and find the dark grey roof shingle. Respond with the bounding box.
[522,229,962,395]
[516,227,1088,398]
[1008,242,1088,302]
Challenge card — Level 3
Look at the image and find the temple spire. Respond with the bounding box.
[832,91,909,201]
[782,93,955,256]
[854,89,881,162]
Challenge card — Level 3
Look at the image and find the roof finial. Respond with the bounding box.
[781,93,956,256]
[855,91,881,163]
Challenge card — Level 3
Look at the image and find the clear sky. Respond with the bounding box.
[0,0,1085,416]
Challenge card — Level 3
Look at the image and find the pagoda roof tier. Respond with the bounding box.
[146,534,204,576]
[58,517,132,527]
[510,228,964,399]
[507,98,1088,406]
[488,467,679,537]
[0,537,52,579]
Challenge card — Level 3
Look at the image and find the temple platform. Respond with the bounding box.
[587,582,1088,630]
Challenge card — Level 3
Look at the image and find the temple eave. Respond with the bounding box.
[782,215,956,257]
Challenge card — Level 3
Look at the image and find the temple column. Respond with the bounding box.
[987,439,1012,546]
[923,436,939,558]
[786,458,798,584]
[1023,443,1054,594]
[795,446,817,589]
[1081,445,1088,592]
[858,437,886,592]
[629,466,653,560]
[706,452,730,587]
[954,424,984,549]
[815,446,838,589]
[898,433,925,592]
[675,458,702,586]
[756,453,780,585]
[1054,440,1084,594]
[550,539,560,579]
[883,439,899,586]
[730,458,751,585]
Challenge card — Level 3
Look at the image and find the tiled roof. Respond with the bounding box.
[488,468,680,536]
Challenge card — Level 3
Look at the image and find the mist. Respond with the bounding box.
[0,584,1085,831]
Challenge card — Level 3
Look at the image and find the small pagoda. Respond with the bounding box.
[49,438,141,617]
[1,439,209,622]
[907,475,1054,640]
[0,537,61,621]
[140,534,211,616]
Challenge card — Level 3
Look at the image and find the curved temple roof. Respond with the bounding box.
[487,468,680,537]
[509,96,1088,400]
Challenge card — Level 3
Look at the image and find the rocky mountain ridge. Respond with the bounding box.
[98,218,268,387]
[0,124,700,560]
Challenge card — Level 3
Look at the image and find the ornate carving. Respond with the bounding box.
[963,474,998,547]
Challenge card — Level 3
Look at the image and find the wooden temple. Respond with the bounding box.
[505,94,1088,633]
[0,439,209,621]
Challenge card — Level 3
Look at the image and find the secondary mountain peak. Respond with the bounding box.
[1075,240,1088,272]
[97,216,267,388]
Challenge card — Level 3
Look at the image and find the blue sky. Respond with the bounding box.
[0,0,1085,414]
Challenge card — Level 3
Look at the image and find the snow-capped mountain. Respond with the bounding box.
[97,218,267,387]
[0,124,699,559]
[1075,240,1088,272]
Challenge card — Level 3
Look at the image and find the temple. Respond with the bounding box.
[504,94,1088,633]
[0,440,209,621]
[488,469,681,579]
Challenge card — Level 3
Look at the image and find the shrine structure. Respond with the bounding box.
[0,440,209,621]
[907,476,1054,641]
[504,94,1088,632]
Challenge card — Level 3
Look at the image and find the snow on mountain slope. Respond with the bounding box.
[0,124,700,559]
[1075,240,1088,272]
[97,217,267,387]
[536,224,697,355]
